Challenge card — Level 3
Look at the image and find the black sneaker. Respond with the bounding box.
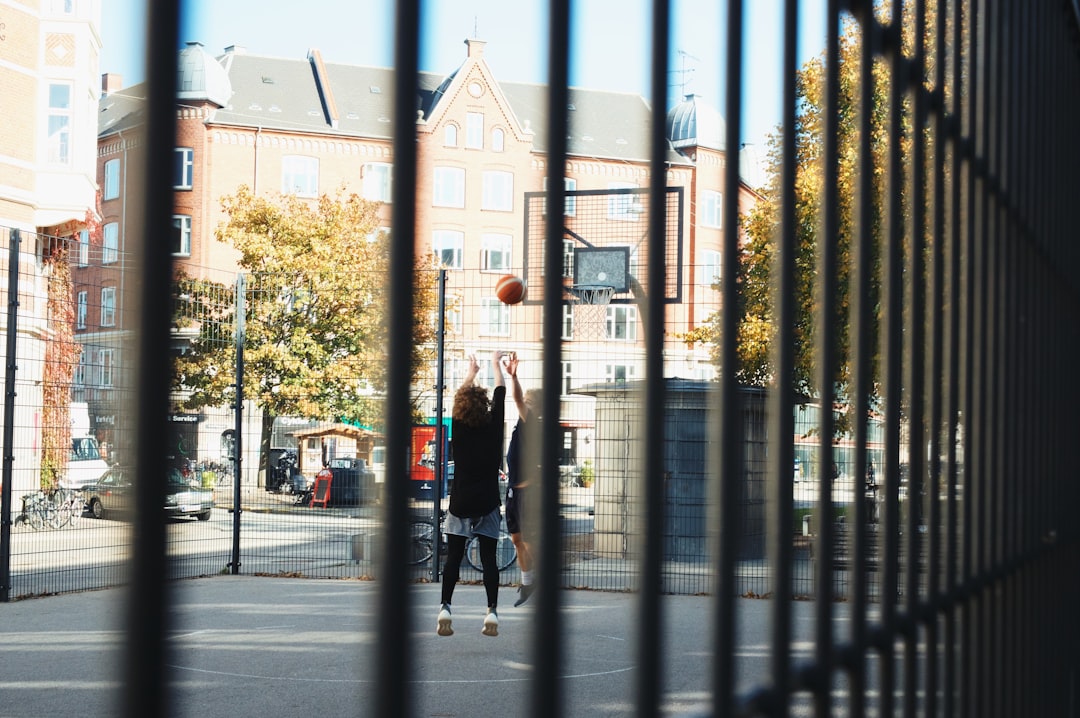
[513,583,535,607]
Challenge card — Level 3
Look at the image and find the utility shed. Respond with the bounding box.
[287,423,382,477]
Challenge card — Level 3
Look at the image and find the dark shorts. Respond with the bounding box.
[504,485,525,536]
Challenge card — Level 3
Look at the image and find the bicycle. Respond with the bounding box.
[54,488,85,528]
[409,510,516,571]
[14,491,62,530]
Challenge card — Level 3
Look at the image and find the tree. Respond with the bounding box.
[173,186,439,474]
[683,5,934,430]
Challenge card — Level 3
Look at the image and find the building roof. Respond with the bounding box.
[100,42,694,165]
[666,93,726,151]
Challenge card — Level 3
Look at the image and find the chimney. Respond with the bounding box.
[224,44,247,54]
[465,38,486,59]
[101,73,123,95]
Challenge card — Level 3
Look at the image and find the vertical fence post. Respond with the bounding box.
[231,273,245,574]
[432,268,446,582]
[0,228,21,603]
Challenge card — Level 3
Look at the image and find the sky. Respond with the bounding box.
[100,0,827,150]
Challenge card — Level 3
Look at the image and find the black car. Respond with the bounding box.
[83,466,214,521]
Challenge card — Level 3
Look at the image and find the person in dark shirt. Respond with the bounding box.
[438,351,507,638]
[505,353,540,607]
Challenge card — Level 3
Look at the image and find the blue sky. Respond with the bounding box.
[101,0,827,149]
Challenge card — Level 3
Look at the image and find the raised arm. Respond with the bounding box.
[461,354,480,389]
[506,353,528,421]
[491,350,506,388]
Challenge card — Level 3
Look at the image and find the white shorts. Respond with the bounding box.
[444,507,502,540]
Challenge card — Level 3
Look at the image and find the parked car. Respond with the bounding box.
[82,466,214,521]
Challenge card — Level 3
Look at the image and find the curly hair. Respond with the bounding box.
[453,384,491,427]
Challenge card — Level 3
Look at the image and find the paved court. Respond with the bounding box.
[0,575,829,717]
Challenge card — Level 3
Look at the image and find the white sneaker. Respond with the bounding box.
[482,608,499,637]
[437,604,453,636]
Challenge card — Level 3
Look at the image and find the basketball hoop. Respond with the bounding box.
[566,284,615,306]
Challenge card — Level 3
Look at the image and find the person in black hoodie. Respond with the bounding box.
[437,351,506,637]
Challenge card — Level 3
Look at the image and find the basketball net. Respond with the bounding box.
[566,284,614,343]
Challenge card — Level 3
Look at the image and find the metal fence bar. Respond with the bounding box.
[376,1,421,715]
[123,0,180,715]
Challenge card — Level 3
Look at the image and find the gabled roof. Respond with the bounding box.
[98,84,148,138]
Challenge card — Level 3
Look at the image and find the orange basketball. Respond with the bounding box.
[496,274,526,305]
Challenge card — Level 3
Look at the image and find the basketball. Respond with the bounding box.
[496,274,526,305]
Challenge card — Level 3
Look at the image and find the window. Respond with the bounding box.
[542,177,576,216]
[480,297,510,336]
[562,239,575,278]
[605,363,636,384]
[607,182,640,221]
[101,287,116,327]
[433,167,465,207]
[481,233,512,272]
[561,362,574,395]
[482,171,513,211]
[103,223,118,264]
[492,127,505,152]
[74,352,86,388]
[701,249,721,286]
[104,159,120,200]
[50,0,74,13]
[702,190,722,228]
[606,305,638,341]
[172,215,191,256]
[446,303,463,335]
[466,112,484,149]
[444,124,458,147]
[281,155,319,197]
[48,83,72,164]
[100,349,114,387]
[78,229,89,266]
[174,147,194,189]
[362,163,392,202]
[432,230,463,269]
[562,304,574,339]
[76,291,87,329]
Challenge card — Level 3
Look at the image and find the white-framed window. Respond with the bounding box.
[607,182,640,221]
[562,304,574,339]
[466,112,484,149]
[432,230,463,269]
[100,349,114,387]
[77,229,89,266]
[605,363,636,384]
[480,297,510,336]
[103,222,118,264]
[481,233,512,273]
[446,302,463,335]
[47,83,72,164]
[281,155,319,197]
[74,351,86,388]
[362,162,392,202]
[100,287,116,327]
[561,361,574,395]
[433,167,465,207]
[606,304,638,341]
[50,0,74,13]
[561,239,575,278]
[444,124,458,147]
[482,171,513,211]
[542,177,577,216]
[702,190,722,228]
[76,291,87,329]
[701,249,722,286]
[172,215,192,256]
[491,127,505,152]
[104,159,120,200]
[174,147,194,189]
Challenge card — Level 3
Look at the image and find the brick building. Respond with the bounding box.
[86,38,760,477]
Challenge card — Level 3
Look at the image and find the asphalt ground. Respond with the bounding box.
[0,575,830,718]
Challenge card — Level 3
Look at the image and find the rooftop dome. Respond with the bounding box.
[666,94,726,151]
[177,41,232,107]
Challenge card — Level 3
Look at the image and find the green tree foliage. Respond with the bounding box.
[684,5,937,427]
[173,186,439,431]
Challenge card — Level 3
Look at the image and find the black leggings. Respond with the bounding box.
[440,534,499,609]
